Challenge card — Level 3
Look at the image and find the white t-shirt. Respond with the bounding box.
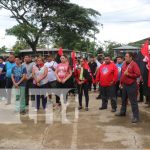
[95,60,101,68]
[44,61,58,82]
[33,65,48,85]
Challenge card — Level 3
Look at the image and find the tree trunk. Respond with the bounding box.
[31,44,37,55]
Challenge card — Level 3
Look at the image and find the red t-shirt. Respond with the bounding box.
[120,61,141,85]
[56,63,71,80]
[96,62,118,87]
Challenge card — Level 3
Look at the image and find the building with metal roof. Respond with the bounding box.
[19,48,92,58]
[113,45,140,57]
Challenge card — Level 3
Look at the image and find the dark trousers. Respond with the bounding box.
[89,75,96,91]
[0,79,6,97]
[48,81,60,104]
[146,96,150,104]
[34,84,48,110]
[57,81,70,104]
[36,95,47,110]
[139,81,144,101]
[77,83,89,108]
[25,79,33,105]
[6,78,13,103]
[120,82,139,119]
[101,85,117,109]
[116,81,122,98]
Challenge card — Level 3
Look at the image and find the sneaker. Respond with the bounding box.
[2,97,6,101]
[78,106,82,110]
[111,109,116,112]
[20,110,26,115]
[44,108,48,112]
[115,112,126,116]
[132,118,139,123]
[85,107,89,111]
[34,108,38,112]
[99,107,107,110]
[96,95,101,100]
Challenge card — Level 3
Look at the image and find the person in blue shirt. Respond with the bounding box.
[0,57,6,99]
[12,56,27,114]
[4,54,16,105]
[115,56,124,98]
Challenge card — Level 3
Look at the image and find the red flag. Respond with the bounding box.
[84,60,90,70]
[71,50,76,61]
[141,40,149,57]
[141,40,150,87]
[58,47,63,56]
[71,50,76,70]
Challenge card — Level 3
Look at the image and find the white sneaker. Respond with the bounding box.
[2,97,6,101]
[34,108,38,112]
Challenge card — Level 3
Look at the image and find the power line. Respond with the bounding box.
[102,19,150,24]
[102,4,150,15]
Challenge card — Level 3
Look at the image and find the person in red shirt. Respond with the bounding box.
[74,58,92,111]
[116,52,141,123]
[96,55,118,112]
[55,55,72,107]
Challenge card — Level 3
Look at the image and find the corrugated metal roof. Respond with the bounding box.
[19,48,92,54]
[19,48,72,52]
[113,45,140,50]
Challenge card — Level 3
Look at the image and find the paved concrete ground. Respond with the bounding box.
[0,92,150,149]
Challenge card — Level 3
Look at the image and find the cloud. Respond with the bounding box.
[71,0,150,43]
[101,4,150,23]
[0,0,150,48]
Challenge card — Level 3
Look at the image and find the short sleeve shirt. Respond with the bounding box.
[12,65,27,86]
[44,61,58,82]
[56,63,70,80]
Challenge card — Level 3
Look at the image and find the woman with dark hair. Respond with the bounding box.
[55,55,72,107]
[32,57,48,111]
[75,58,92,111]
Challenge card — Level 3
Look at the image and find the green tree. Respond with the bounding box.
[0,0,100,53]
[0,46,7,52]
[0,0,70,53]
[103,41,122,58]
[12,40,29,51]
[52,3,101,50]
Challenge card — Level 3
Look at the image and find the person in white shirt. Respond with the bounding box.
[45,55,58,84]
[44,55,59,107]
[23,55,35,105]
[32,57,48,111]
[95,56,103,100]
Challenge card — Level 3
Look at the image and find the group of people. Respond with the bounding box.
[0,51,149,123]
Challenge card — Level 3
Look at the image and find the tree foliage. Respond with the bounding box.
[0,46,7,52]
[102,41,122,58]
[0,0,101,53]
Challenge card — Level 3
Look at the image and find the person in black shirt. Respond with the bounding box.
[88,56,97,91]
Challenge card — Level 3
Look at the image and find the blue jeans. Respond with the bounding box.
[33,84,48,110]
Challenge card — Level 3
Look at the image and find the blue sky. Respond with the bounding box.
[0,0,150,48]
